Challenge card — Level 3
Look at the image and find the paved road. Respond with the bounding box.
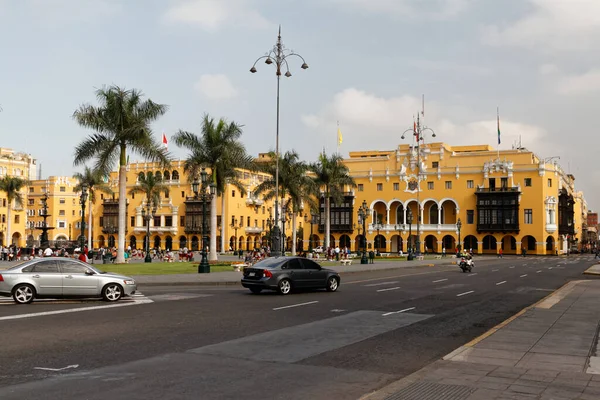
[0,255,597,400]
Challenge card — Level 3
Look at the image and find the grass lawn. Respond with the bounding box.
[97,262,235,275]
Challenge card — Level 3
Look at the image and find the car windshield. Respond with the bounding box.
[252,257,287,269]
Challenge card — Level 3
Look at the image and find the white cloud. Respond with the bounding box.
[327,0,470,20]
[302,88,550,153]
[27,0,122,22]
[194,74,238,100]
[539,63,559,76]
[482,0,600,50]
[557,69,600,95]
[163,0,271,31]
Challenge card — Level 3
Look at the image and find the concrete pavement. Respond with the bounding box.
[361,279,600,400]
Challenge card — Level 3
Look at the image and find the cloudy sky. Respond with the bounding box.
[0,0,598,206]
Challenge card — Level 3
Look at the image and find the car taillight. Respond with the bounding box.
[0,274,3,282]
[263,269,272,278]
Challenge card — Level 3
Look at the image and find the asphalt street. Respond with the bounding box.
[0,255,597,400]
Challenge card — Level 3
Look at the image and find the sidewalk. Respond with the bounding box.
[361,280,600,400]
[132,257,468,286]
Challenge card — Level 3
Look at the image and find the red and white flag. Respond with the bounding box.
[162,132,168,149]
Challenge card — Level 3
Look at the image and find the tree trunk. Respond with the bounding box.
[116,146,127,263]
[325,194,331,249]
[6,202,11,246]
[87,199,93,249]
[220,193,226,254]
[291,212,297,255]
[209,195,217,261]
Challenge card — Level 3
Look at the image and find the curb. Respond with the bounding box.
[136,263,460,287]
[358,279,586,400]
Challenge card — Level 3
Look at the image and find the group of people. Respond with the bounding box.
[0,245,23,261]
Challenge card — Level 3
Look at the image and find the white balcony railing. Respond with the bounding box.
[245,198,264,206]
[245,226,263,234]
[545,223,558,233]
[133,225,178,234]
[368,223,458,233]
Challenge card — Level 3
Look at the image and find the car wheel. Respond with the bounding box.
[12,284,35,304]
[102,283,123,302]
[278,279,292,295]
[249,287,262,294]
[326,276,339,292]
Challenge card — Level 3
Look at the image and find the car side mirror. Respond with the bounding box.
[85,269,95,275]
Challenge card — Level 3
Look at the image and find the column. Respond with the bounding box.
[438,207,442,225]
[386,207,390,227]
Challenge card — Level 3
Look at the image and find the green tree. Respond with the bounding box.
[73,85,170,263]
[254,150,316,255]
[309,152,356,249]
[0,176,29,246]
[73,166,113,249]
[173,114,253,260]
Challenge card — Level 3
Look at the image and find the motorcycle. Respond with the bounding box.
[459,256,474,273]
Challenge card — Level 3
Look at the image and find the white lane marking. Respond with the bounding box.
[522,264,527,266]
[520,274,528,278]
[536,270,542,273]
[377,286,401,292]
[273,301,318,311]
[457,290,474,297]
[364,281,399,287]
[432,278,448,283]
[496,281,507,286]
[468,273,477,276]
[382,307,415,317]
[330,309,346,313]
[0,298,154,321]
[492,269,499,272]
[549,267,553,270]
[510,266,515,269]
[34,364,79,372]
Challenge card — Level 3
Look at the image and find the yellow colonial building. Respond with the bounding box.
[0,147,37,246]
[307,142,586,256]
[88,161,303,253]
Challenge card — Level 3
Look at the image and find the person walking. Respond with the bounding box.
[498,248,503,258]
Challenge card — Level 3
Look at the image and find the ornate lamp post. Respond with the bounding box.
[308,213,318,252]
[358,200,370,264]
[457,218,462,255]
[141,200,157,263]
[402,115,436,256]
[407,208,414,260]
[250,26,309,257]
[79,184,88,250]
[195,168,216,273]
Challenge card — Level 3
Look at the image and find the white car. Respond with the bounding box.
[313,246,324,254]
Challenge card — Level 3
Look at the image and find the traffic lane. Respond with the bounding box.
[0,296,145,317]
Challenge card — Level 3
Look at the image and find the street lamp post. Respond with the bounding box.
[79,184,88,250]
[194,168,216,273]
[358,200,370,264]
[402,114,436,257]
[457,218,462,255]
[407,209,414,260]
[141,201,157,263]
[309,213,318,253]
[250,26,309,257]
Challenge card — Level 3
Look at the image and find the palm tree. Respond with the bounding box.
[173,114,253,261]
[128,173,169,250]
[0,176,29,246]
[73,85,171,263]
[73,166,113,250]
[309,152,356,250]
[254,150,316,255]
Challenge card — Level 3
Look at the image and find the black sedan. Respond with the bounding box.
[241,256,340,295]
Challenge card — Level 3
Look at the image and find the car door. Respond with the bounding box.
[283,258,309,288]
[57,260,99,296]
[30,260,62,296]
[301,258,328,288]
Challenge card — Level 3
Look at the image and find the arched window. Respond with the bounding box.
[172,170,180,181]
[154,235,161,249]
[429,204,439,224]
[163,170,170,181]
[138,172,145,181]
[155,171,162,181]
[179,236,187,249]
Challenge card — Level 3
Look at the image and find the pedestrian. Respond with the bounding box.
[442,247,446,257]
[498,248,503,258]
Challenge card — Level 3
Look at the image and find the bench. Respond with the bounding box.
[416,255,425,261]
[340,259,353,266]
[232,263,248,271]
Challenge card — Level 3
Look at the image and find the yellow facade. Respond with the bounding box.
[307,142,586,256]
[26,177,84,247]
[0,148,37,246]
[88,161,300,252]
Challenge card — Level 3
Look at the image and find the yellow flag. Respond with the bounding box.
[337,127,343,145]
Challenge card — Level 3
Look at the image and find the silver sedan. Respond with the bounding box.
[0,258,137,304]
